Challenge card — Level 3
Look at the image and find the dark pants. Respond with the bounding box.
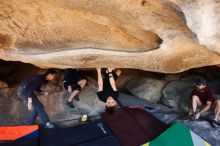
[17,86,49,125]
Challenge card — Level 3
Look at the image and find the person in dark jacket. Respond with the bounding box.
[188,77,220,122]
[96,68,121,114]
[63,69,87,108]
[17,69,57,128]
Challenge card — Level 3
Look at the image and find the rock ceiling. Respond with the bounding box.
[0,0,220,73]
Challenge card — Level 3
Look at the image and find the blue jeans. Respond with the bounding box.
[17,86,50,125]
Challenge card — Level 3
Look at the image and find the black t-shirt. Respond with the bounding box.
[63,69,86,89]
[97,90,119,102]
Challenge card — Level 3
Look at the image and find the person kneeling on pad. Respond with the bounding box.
[63,68,87,108]
[96,68,121,114]
[188,77,220,123]
[17,69,57,128]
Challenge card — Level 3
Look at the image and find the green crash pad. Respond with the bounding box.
[141,123,211,146]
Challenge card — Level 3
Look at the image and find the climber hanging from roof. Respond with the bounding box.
[96,68,121,114]
[188,77,220,126]
[63,68,87,108]
[17,69,58,128]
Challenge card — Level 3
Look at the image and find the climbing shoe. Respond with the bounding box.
[66,100,75,108]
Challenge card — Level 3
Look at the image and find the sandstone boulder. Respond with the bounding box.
[161,80,194,109]
[126,77,166,103]
[0,0,220,72]
[175,0,220,54]
[164,74,181,82]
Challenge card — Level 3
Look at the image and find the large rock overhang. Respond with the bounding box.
[0,0,220,73]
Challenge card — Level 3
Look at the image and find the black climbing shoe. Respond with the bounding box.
[211,120,219,128]
[189,114,196,121]
[66,100,75,108]
[75,95,80,101]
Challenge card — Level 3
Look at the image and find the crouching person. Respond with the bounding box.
[63,68,87,108]
[188,77,220,122]
[17,69,57,128]
[96,68,121,114]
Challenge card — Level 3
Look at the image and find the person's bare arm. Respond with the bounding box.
[195,101,212,119]
[200,101,212,114]
[108,68,117,91]
[97,68,103,92]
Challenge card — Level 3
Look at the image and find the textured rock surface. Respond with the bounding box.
[162,80,194,109]
[126,77,166,103]
[0,0,220,72]
[42,85,105,123]
[174,0,220,54]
